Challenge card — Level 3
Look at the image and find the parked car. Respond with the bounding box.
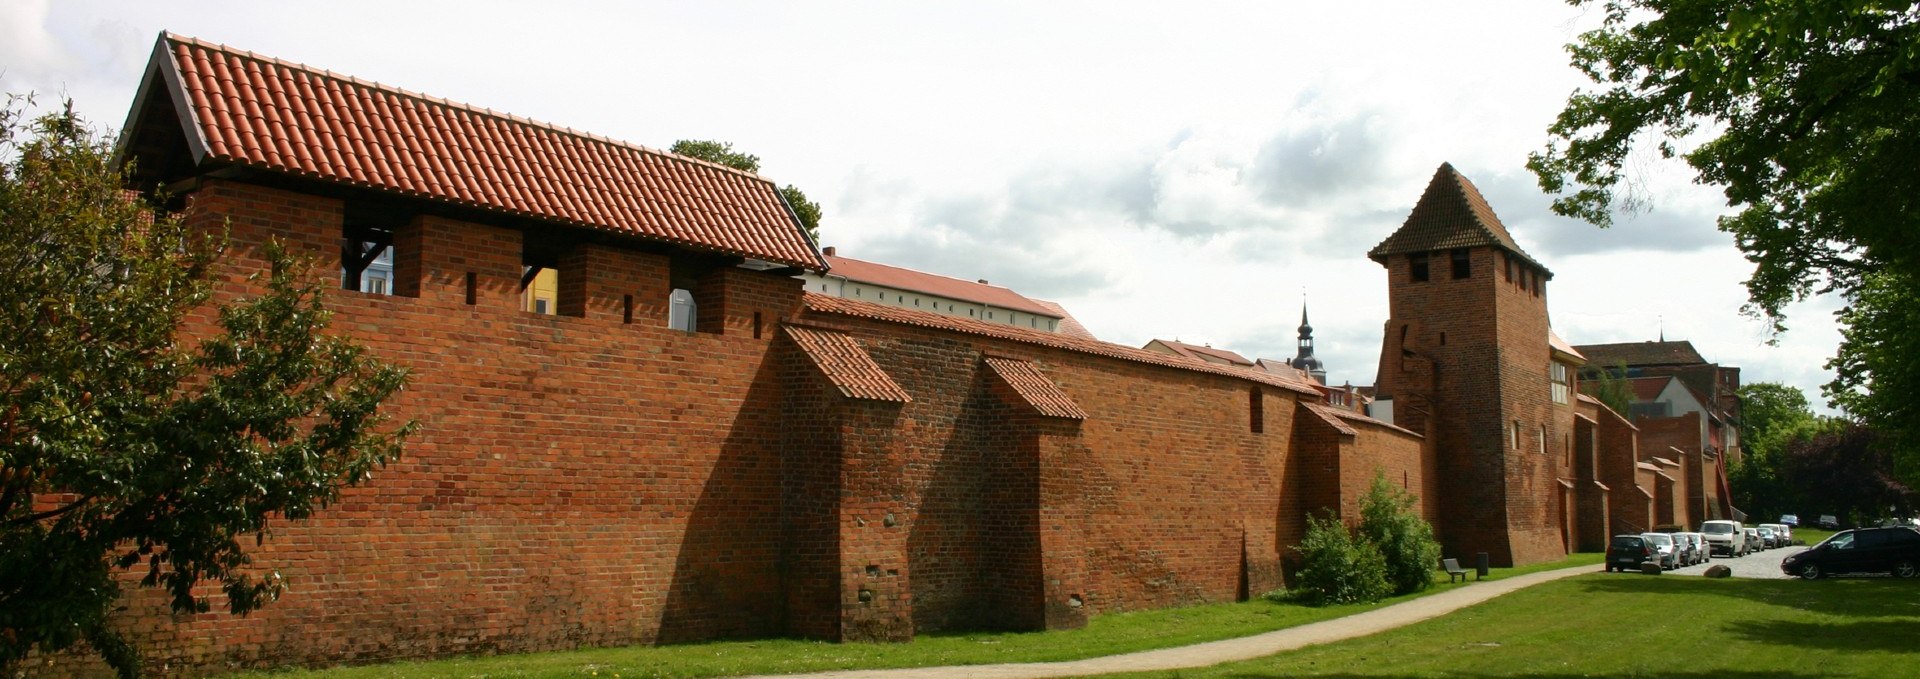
[1690,532,1711,563]
[1761,522,1793,545]
[1757,525,1780,548]
[1607,534,1656,572]
[1640,532,1680,570]
[1680,533,1704,565]
[1781,514,1800,527]
[1818,514,1841,529]
[1703,520,1745,557]
[1781,526,1920,579]
[1745,527,1764,552]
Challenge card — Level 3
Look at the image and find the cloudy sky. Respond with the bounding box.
[2,0,1847,411]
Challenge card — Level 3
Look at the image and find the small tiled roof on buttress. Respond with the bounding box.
[1369,163,1550,276]
[782,325,912,402]
[982,357,1088,420]
[127,33,822,270]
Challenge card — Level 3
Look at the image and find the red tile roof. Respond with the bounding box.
[1628,376,1672,403]
[822,254,1059,317]
[1573,341,1708,368]
[782,325,911,402]
[1299,402,1358,436]
[1307,402,1422,438]
[1369,163,1549,275]
[1146,339,1254,367]
[1028,299,1098,340]
[139,33,821,270]
[982,357,1088,419]
[1548,329,1586,363]
[799,293,1321,396]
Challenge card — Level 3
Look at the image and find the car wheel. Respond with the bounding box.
[1895,560,1918,579]
[1799,563,1823,580]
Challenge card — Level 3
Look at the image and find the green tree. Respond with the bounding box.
[1530,0,1920,482]
[1729,382,1832,520]
[1583,362,1635,418]
[0,101,414,677]
[670,139,822,246]
[1357,473,1441,596]
[1292,512,1391,606]
[1826,270,1920,482]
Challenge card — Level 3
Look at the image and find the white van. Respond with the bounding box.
[1703,520,1745,557]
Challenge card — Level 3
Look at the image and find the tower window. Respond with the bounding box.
[1505,255,1514,282]
[1409,253,1430,282]
[1511,420,1521,449]
[1551,362,1570,404]
[1249,387,1264,434]
[1450,248,1470,279]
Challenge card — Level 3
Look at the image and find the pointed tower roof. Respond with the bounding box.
[1368,163,1550,276]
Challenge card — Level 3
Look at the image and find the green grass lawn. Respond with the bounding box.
[227,554,1600,679]
[1096,572,1919,679]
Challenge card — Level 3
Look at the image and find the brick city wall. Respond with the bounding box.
[1637,413,1703,525]
[49,179,1433,675]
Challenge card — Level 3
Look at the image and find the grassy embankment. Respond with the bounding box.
[1097,572,1916,678]
[230,555,1601,679]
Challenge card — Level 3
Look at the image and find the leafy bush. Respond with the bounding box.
[1359,473,1443,595]
[1292,512,1391,605]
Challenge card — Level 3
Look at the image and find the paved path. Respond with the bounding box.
[741,564,1595,679]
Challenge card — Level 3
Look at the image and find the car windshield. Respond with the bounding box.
[1703,524,1735,534]
[1643,534,1671,546]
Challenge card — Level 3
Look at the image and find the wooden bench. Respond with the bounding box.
[1443,558,1469,583]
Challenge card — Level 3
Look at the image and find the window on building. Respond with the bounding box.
[668,288,697,331]
[1505,255,1514,282]
[522,266,558,315]
[1538,425,1548,455]
[341,240,395,295]
[1451,248,1470,279]
[1410,253,1430,282]
[1551,362,1570,404]
[1511,420,1521,449]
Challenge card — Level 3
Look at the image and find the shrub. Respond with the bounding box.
[1293,512,1391,605]
[1358,473,1443,595]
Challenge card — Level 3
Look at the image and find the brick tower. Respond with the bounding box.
[1368,163,1568,567]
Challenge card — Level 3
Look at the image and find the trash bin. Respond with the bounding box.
[1475,552,1490,579]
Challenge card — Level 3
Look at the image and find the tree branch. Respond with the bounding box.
[3,493,94,527]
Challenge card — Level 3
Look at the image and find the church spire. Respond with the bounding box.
[1290,299,1327,384]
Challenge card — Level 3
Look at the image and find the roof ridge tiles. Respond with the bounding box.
[159,32,776,186]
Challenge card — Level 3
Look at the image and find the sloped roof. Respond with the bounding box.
[1549,329,1586,364]
[1303,402,1422,438]
[1299,402,1358,436]
[982,357,1088,419]
[800,293,1322,396]
[1573,341,1707,368]
[1628,376,1672,403]
[1369,163,1549,275]
[782,325,911,402]
[823,254,1059,317]
[124,33,821,270]
[1146,339,1255,367]
[1028,299,1098,340]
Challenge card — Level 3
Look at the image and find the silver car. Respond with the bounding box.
[1640,532,1680,569]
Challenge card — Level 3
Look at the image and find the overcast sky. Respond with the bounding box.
[1,0,1848,412]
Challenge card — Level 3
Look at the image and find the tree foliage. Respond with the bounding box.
[1584,362,1636,418]
[670,139,822,246]
[1292,512,1391,606]
[1357,473,1441,596]
[1729,382,1835,520]
[0,100,414,677]
[1781,423,1912,524]
[1532,0,1920,482]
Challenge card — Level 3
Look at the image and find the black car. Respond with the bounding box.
[1606,534,1655,572]
[1781,526,1920,579]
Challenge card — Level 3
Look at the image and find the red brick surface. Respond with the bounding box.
[50,178,1431,675]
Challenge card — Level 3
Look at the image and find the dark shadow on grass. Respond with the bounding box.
[1572,573,1920,619]
[1726,618,1920,654]
[1214,672,1826,679]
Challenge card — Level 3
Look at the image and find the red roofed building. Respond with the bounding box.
[798,248,1079,334]
[76,33,1434,674]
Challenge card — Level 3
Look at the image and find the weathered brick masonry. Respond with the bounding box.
[59,178,1430,674]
